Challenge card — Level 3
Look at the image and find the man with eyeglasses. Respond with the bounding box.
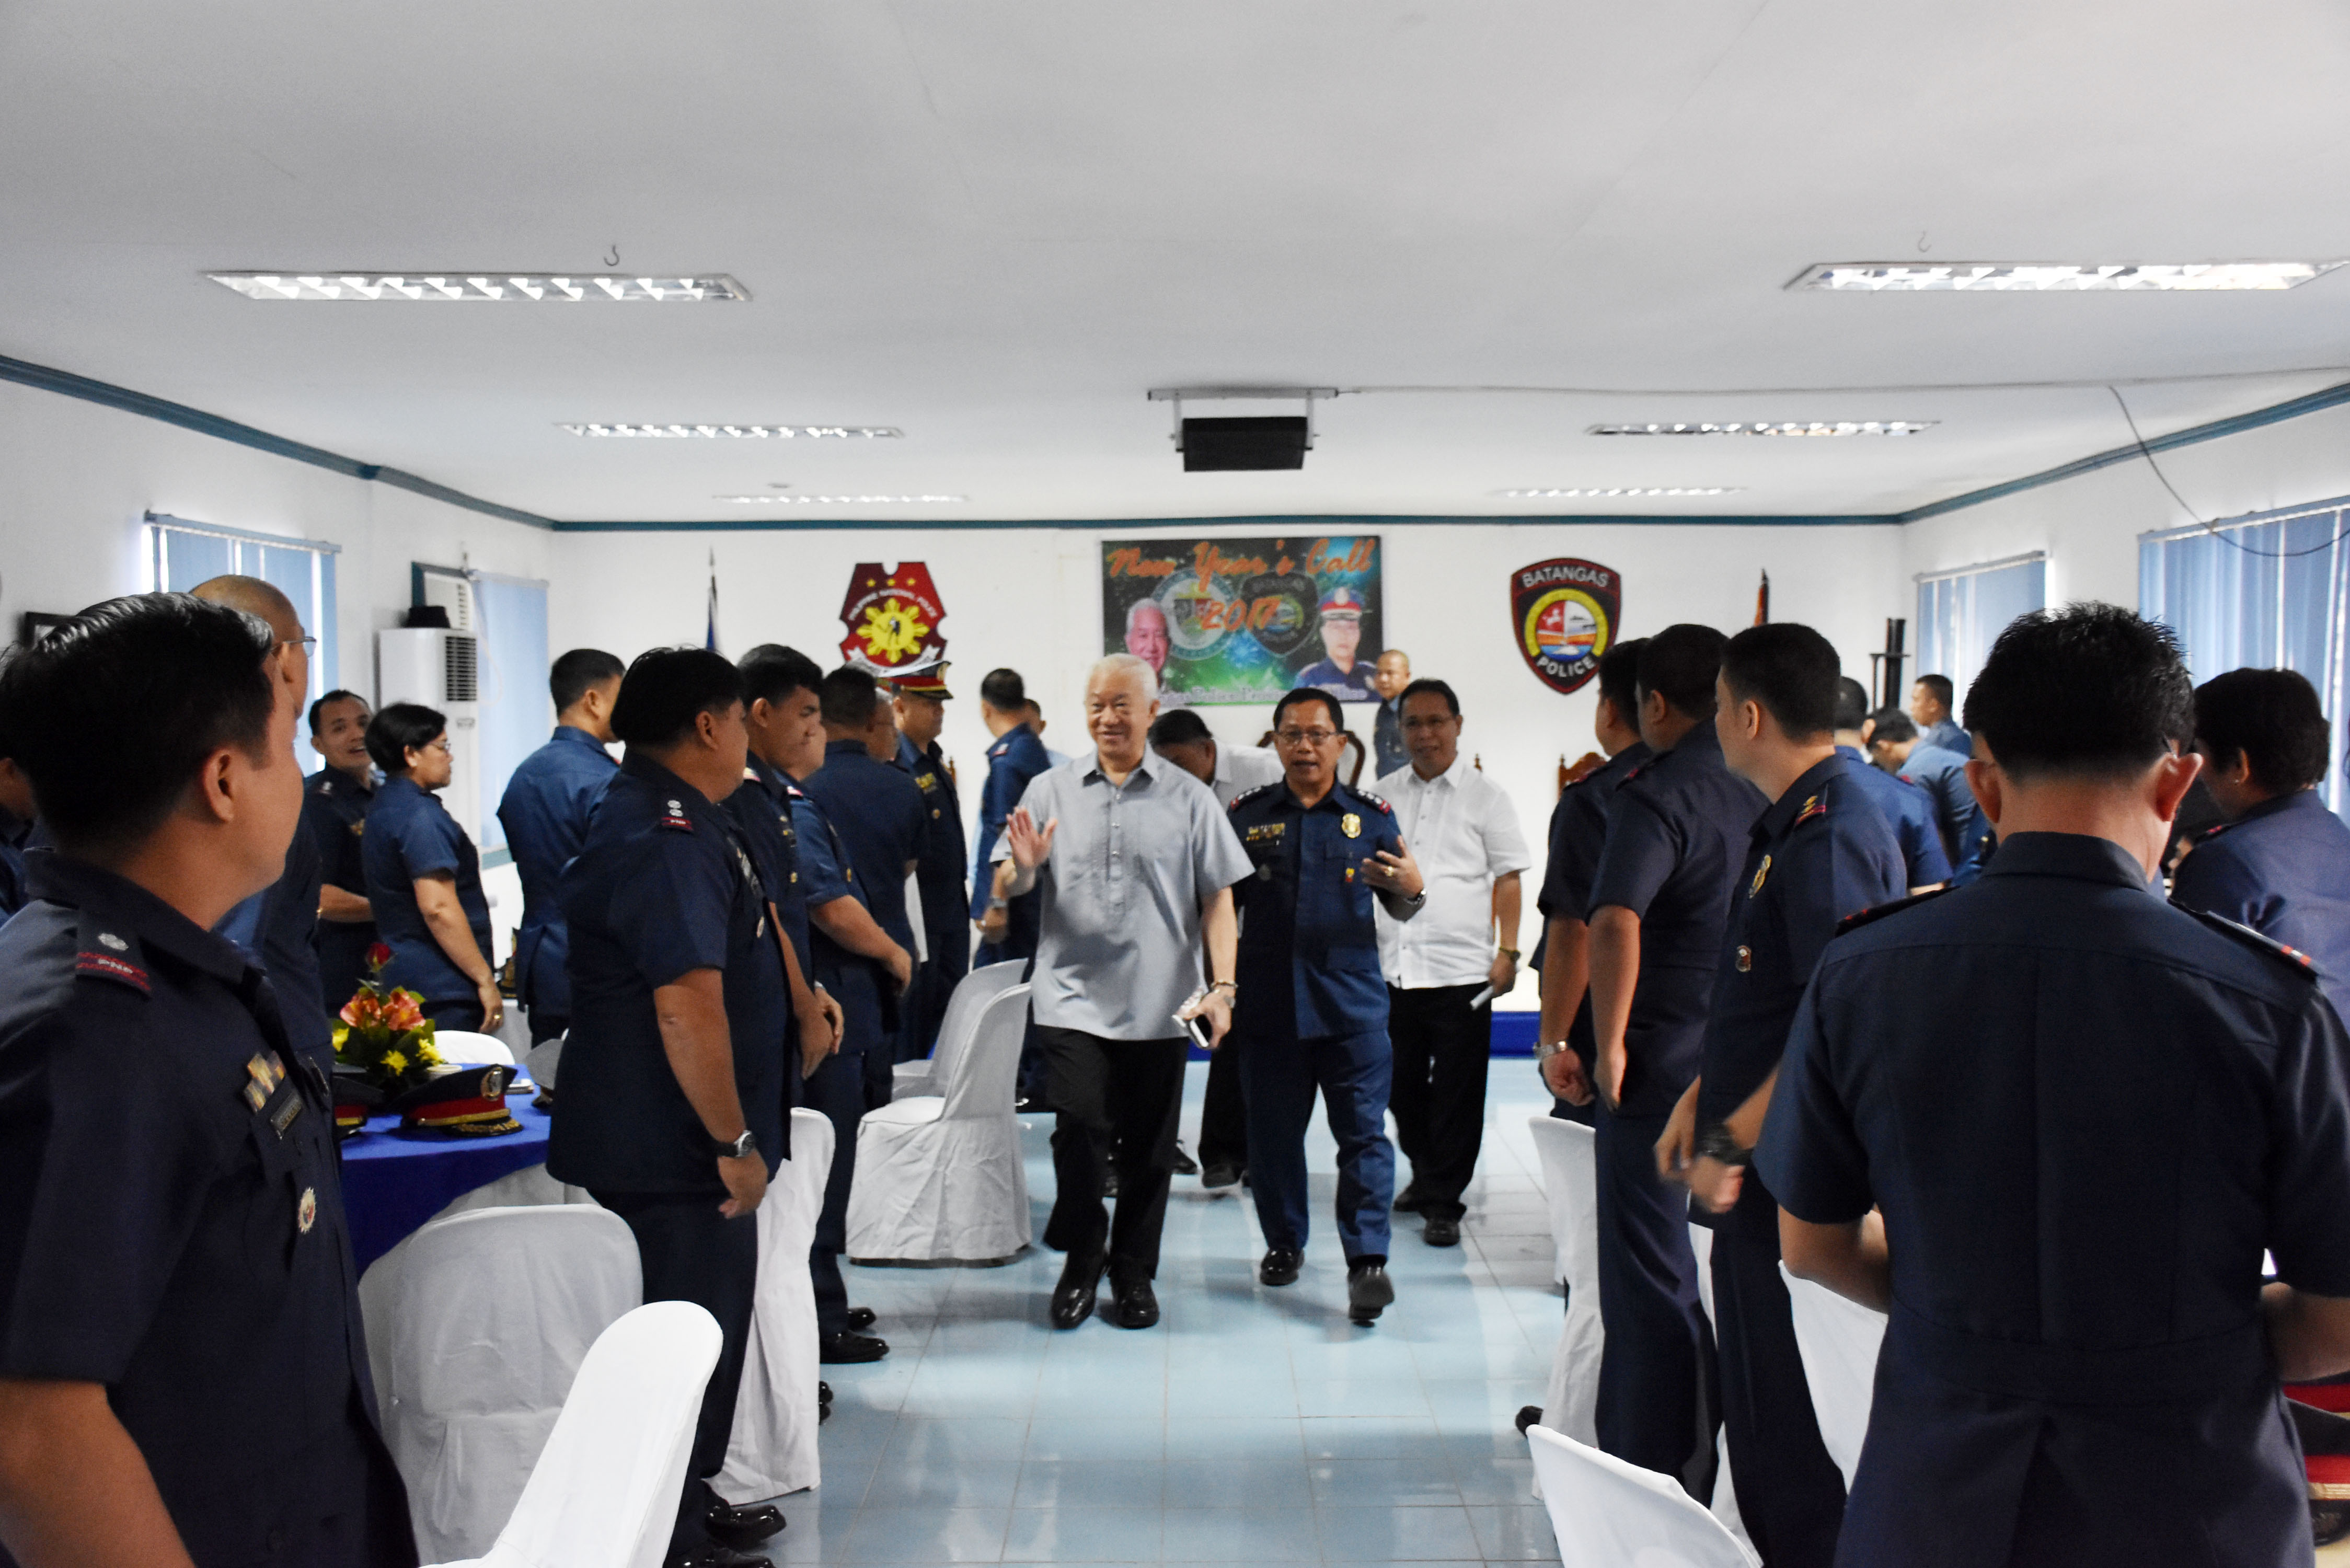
[1228,688,1427,1324]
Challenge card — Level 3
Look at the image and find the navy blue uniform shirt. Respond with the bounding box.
[1919,716,1972,758]
[0,854,412,1568]
[897,734,969,960]
[0,805,31,921]
[1296,656,1377,702]
[971,722,1052,921]
[303,766,377,1023]
[1758,833,2350,1567]
[1531,744,1651,971]
[1228,779,1407,1039]
[2172,787,2350,1019]
[361,776,492,1008]
[1372,699,1407,778]
[1835,744,1951,888]
[548,755,787,1191]
[215,821,334,1080]
[1587,725,1767,1115]
[735,755,813,983]
[801,738,926,954]
[496,724,619,1019]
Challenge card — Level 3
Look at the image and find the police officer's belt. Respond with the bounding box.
[1888,1298,2268,1405]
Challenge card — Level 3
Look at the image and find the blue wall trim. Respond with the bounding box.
[550,511,1899,533]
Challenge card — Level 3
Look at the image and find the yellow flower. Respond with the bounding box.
[382,1049,408,1076]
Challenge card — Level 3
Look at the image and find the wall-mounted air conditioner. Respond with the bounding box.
[376,627,483,847]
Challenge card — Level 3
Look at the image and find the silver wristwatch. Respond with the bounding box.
[1533,1039,1572,1063]
[720,1128,759,1160]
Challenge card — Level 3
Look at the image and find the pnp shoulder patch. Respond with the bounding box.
[659,798,696,832]
[1227,782,1278,812]
[2179,905,2321,981]
[1834,886,1949,938]
[76,937,152,995]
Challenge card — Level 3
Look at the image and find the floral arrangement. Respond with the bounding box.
[333,943,445,1093]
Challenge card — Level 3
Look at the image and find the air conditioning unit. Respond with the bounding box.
[376,627,483,848]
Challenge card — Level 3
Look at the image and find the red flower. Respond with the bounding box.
[341,993,381,1029]
[365,942,394,974]
[381,990,426,1033]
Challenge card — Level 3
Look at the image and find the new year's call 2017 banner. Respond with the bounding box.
[1102,535,1383,706]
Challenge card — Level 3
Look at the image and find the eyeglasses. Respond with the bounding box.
[276,636,318,652]
[421,739,453,755]
[1275,728,1340,747]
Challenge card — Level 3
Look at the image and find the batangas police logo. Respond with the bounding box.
[1510,558,1621,696]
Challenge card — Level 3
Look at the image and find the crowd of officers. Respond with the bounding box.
[2,579,2349,1568]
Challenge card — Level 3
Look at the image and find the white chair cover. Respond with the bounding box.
[522,1036,563,1090]
[435,1030,516,1066]
[848,983,1033,1262]
[426,1300,722,1568]
[1526,1423,1760,1568]
[1529,1116,1603,1447]
[1779,1263,1887,1490]
[379,1205,644,1564]
[893,959,1026,1101]
[718,1108,835,1501]
[1682,1223,1753,1552]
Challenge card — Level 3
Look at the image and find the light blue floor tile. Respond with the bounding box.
[884,1416,1033,1465]
[1300,1415,1447,1460]
[1465,1503,1562,1561]
[1003,1505,1164,1562]
[1159,1505,1322,1562]
[1310,1457,1467,1507]
[1316,1503,1485,1562]
[1447,1454,1539,1505]
[1167,1370,1297,1418]
[1164,1416,1304,1461]
[1295,1376,1435,1419]
[1024,1415,1168,1462]
[838,1504,1011,1563]
[1160,1458,1313,1508]
[1014,1459,1167,1509]
[863,1458,1026,1510]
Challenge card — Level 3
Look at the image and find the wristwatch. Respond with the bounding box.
[1695,1123,1750,1169]
[1533,1039,1572,1063]
[719,1128,759,1161]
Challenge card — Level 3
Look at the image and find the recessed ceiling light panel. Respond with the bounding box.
[1589,421,1932,437]
[1792,262,2342,293]
[208,272,749,302]
[1496,487,1743,499]
[715,494,965,505]
[562,423,901,439]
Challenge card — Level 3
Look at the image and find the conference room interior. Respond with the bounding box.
[6,3,2350,1565]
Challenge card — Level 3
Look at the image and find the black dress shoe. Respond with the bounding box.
[819,1330,890,1363]
[1423,1216,1461,1247]
[845,1306,877,1331]
[1392,1180,1429,1213]
[666,1545,771,1568]
[1259,1247,1303,1287]
[1016,1093,1053,1114]
[1347,1261,1396,1324]
[1108,1274,1160,1329]
[1200,1162,1242,1190]
[705,1502,785,1547]
[1171,1142,1200,1177]
[1052,1250,1107,1329]
[818,1380,833,1424]
[1514,1405,1543,1435]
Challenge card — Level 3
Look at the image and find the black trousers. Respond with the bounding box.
[1038,1027,1188,1279]
[1197,1036,1249,1172]
[526,1008,568,1046]
[1386,983,1493,1220]
[1714,1212,1847,1568]
[591,1189,761,1555]
[808,962,885,1332]
[1592,1100,1719,1500]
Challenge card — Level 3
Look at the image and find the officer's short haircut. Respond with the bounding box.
[610,648,744,750]
[1148,710,1212,749]
[1720,624,1840,741]
[1637,624,1729,720]
[550,648,626,713]
[0,594,278,853]
[1834,676,1871,732]
[308,688,366,733]
[1272,687,1346,734]
[738,644,825,708]
[980,667,1026,712]
[1596,637,1647,721]
[2192,667,2331,793]
[820,665,883,729]
[1398,677,1459,718]
[366,702,447,776]
[1868,707,1918,745]
[1962,604,2193,782]
[1915,673,1956,710]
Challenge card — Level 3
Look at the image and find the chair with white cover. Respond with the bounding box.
[379,1205,644,1564]
[893,959,1026,1101]
[718,1107,835,1500]
[522,1035,563,1090]
[1526,1423,1759,1568]
[1528,1116,1604,1447]
[1779,1262,1887,1490]
[435,1030,516,1066]
[424,1300,722,1568]
[847,983,1033,1263]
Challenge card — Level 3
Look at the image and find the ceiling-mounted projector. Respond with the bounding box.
[1149,387,1334,472]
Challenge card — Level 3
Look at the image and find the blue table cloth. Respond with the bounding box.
[339,1098,555,1273]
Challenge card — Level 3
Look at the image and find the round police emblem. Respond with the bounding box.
[297,1186,317,1234]
[98,932,129,951]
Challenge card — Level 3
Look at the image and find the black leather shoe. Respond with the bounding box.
[1109,1275,1160,1329]
[1423,1216,1461,1247]
[1392,1181,1429,1213]
[845,1306,877,1331]
[818,1380,833,1424]
[1347,1262,1396,1324]
[1052,1250,1107,1328]
[1259,1247,1303,1287]
[1514,1405,1543,1435]
[666,1546,771,1568]
[1200,1162,1242,1190]
[1016,1093,1053,1114]
[705,1503,785,1547]
[1171,1142,1200,1177]
[819,1330,890,1363]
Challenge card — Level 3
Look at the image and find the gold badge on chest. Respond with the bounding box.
[1341,813,1362,838]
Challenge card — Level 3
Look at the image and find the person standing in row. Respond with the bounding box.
[1229,687,1426,1325]
[1371,649,1412,778]
[304,688,379,1024]
[890,665,969,1063]
[0,594,414,1568]
[498,648,624,1045]
[1376,678,1529,1249]
[972,667,1052,969]
[362,702,501,1033]
[1830,677,1949,893]
[992,654,1249,1331]
[1870,708,1988,879]
[1660,625,1905,1568]
[1908,673,1971,757]
[1584,623,1763,1496]
[547,648,789,1568]
[0,729,33,922]
[1761,605,2350,1567]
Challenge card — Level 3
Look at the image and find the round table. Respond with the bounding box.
[339,1098,556,1272]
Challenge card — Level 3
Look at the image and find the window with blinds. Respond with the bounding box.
[1914,552,2047,715]
[144,511,339,702]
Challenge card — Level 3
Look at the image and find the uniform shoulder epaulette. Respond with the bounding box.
[1833,886,1948,937]
[2196,820,2234,842]
[1350,787,1393,814]
[786,782,808,800]
[2177,905,2320,981]
[1791,793,1828,828]
[1227,782,1279,811]
[658,797,696,832]
[74,918,151,995]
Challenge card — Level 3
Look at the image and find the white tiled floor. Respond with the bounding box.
[766,1071,1568,1565]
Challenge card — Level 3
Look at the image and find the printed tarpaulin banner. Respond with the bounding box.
[1102,535,1383,706]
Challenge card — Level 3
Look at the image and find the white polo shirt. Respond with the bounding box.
[1207,743,1285,810]
[1374,757,1533,989]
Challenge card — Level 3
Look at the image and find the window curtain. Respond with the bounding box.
[1915,554,2047,716]
[147,515,340,705]
[469,573,551,860]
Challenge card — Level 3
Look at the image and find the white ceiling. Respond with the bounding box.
[5,0,2350,524]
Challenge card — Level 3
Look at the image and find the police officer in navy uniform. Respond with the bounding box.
[1760,605,2350,1568]
[497,648,624,1044]
[302,689,379,1025]
[1833,677,1950,892]
[361,703,502,1034]
[547,648,789,1568]
[889,664,969,1062]
[1657,625,1905,1568]
[0,726,37,922]
[2174,665,2350,1018]
[0,594,414,1568]
[1582,623,1765,1496]
[1228,687,1427,1325]
[972,667,1052,963]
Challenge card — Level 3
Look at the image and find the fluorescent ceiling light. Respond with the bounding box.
[1496,487,1742,499]
[562,423,901,439]
[1792,262,2342,293]
[1589,421,1932,437]
[207,272,748,302]
[715,494,966,505]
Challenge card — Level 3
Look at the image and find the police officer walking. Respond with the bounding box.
[547,648,790,1568]
[1660,625,1905,1568]
[889,664,969,1062]
[497,648,624,1044]
[1760,605,2350,1567]
[0,594,415,1568]
[303,688,379,1024]
[1228,687,1427,1325]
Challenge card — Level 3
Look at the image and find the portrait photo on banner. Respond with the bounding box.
[1100,534,1384,707]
